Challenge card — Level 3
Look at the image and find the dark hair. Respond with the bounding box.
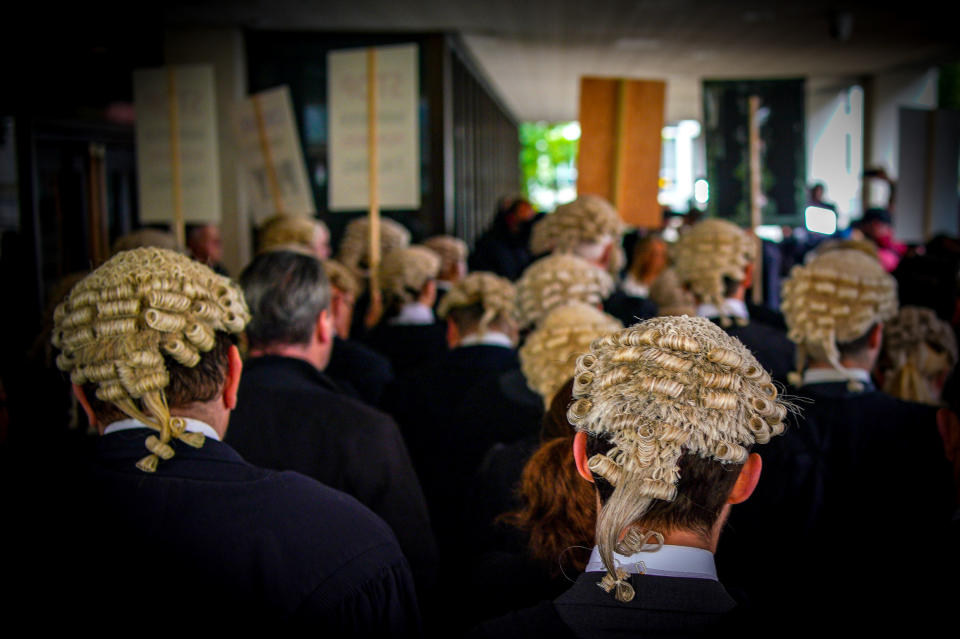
[86,332,235,424]
[446,303,485,334]
[586,434,745,538]
[499,435,597,575]
[240,250,330,349]
[540,377,576,441]
[837,322,877,359]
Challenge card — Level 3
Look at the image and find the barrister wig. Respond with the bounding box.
[649,268,697,318]
[378,246,441,311]
[671,218,756,326]
[781,248,898,390]
[520,302,622,407]
[337,216,411,281]
[423,235,468,273]
[258,214,328,256]
[568,315,788,603]
[530,194,624,257]
[881,306,957,405]
[515,254,616,329]
[322,259,360,299]
[437,272,517,335]
[50,248,250,472]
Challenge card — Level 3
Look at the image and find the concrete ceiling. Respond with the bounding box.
[162,1,960,123]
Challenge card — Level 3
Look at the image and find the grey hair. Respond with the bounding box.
[240,250,331,348]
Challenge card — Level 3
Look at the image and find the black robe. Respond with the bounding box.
[326,335,395,407]
[10,428,421,635]
[227,355,438,591]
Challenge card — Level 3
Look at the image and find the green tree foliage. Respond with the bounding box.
[519,121,579,210]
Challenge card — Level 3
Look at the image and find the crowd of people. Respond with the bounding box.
[3,194,959,635]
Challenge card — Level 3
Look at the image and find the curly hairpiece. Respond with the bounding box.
[781,249,898,390]
[515,254,616,329]
[519,302,622,407]
[437,272,517,335]
[51,248,250,472]
[530,194,623,256]
[568,315,788,602]
[257,214,326,255]
[336,216,411,282]
[881,306,957,404]
[378,246,441,312]
[672,219,757,327]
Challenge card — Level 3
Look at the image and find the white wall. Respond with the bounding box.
[806,77,864,226]
[868,67,939,180]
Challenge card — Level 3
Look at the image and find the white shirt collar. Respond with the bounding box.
[802,367,872,386]
[585,544,718,581]
[697,298,749,320]
[103,417,221,441]
[458,331,515,349]
[620,274,650,299]
[389,302,435,326]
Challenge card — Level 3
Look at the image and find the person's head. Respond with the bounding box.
[423,235,468,284]
[51,248,249,472]
[881,306,957,405]
[437,271,518,347]
[628,234,668,285]
[337,216,411,281]
[186,224,223,266]
[649,268,698,317]
[240,250,334,371]
[860,208,894,244]
[672,218,756,325]
[112,228,181,255]
[321,259,360,339]
[257,215,330,259]
[810,182,826,202]
[781,248,898,388]
[530,195,623,269]
[515,254,615,329]
[519,302,622,407]
[568,316,787,602]
[378,246,441,317]
[496,196,535,233]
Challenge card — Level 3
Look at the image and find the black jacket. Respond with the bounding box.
[227,355,438,590]
[326,335,395,407]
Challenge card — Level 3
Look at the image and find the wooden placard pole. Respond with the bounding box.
[167,68,185,250]
[252,94,286,216]
[367,47,381,294]
[748,95,763,305]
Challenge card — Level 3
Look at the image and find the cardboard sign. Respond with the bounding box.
[236,86,316,224]
[327,43,420,211]
[133,65,220,224]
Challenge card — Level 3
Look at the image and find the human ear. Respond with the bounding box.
[72,384,99,432]
[223,345,243,410]
[726,452,762,505]
[573,430,595,483]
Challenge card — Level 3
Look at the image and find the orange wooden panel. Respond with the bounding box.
[577,77,618,203]
[577,76,665,230]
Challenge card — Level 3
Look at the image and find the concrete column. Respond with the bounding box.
[164,27,250,276]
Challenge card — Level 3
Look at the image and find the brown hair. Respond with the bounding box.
[85,332,234,425]
[499,435,597,575]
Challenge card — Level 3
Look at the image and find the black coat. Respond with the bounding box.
[227,355,438,590]
[469,571,738,639]
[383,344,521,550]
[15,429,421,634]
[364,321,449,376]
[603,290,658,328]
[326,335,395,407]
[721,320,795,386]
[718,380,955,628]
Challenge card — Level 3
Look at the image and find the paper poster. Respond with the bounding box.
[133,65,221,224]
[236,85,316,224]
[327,43,420,211]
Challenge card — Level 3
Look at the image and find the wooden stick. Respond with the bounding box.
[748,95,763,305]
[367,47,381,296]
[168,68,185,250]
[253,93,285,216]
